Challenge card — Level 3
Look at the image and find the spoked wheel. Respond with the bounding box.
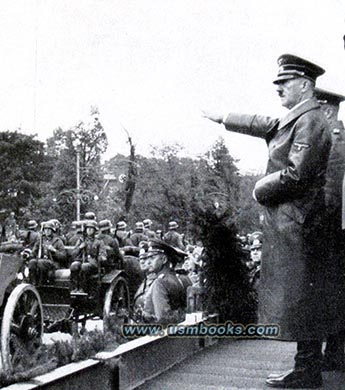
[1,283,43,371]
[103,276,130,334]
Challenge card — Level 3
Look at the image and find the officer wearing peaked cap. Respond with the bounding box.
[316,88,345,218]
[132,241,157,321]
[315,88,345,371]
[141,239,188,325]
[273,54,325,84]
[203,54,332,388]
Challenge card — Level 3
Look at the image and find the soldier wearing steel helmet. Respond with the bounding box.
[163,221,185,250]
[65,221,79,245]
[114,220,133,247]
[130,222,148,247]
[84,211,97,221]
[4,211,17,241]
[67,220,86,246]
[23,219,40,250]
[29,220,67,284]
[97,219,123,270]
[69,220,107,293]
[143,219,156,239]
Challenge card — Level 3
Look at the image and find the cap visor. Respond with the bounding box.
[273,75,297,84]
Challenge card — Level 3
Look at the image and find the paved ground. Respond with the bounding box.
[136,338,345,390]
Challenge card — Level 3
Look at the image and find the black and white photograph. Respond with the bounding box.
[0,1,344,389]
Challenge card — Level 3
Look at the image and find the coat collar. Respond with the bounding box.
[278,98,320,130]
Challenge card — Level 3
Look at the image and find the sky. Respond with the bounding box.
[1,0,345,173]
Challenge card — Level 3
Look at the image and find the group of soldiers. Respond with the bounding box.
[11,212,202,325]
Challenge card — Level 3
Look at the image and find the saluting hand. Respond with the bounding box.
[201,109,224,124]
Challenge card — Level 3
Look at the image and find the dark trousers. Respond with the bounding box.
[295,340,323,374]
[28,258,58,284]
[324,330,345,358]
[70,260,98,291]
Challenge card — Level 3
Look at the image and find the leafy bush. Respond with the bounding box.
[0,329,122,388]
[193,205,257,324]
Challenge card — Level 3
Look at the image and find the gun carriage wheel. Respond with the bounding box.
[1,283,43,371]
[103,276,130,333]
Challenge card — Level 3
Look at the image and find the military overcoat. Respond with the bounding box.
[323,120,345,331]
[144,268,186,325]
[224,99,333,340]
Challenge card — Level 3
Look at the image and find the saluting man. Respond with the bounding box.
[203,54,332,388]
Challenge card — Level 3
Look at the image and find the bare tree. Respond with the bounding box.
[122,127,137,214]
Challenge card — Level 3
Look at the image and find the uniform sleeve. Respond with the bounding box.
[151,279,171,322]
[97,240,107,263]
[70,239,83,258]
[223,113,279,139]
[32,239,39,257]
[52,239,67,261]
[111,238,123,264]
[176,234,185,251]
[254,114,331,205]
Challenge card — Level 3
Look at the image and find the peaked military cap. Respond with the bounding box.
[315,88,345,106]
[249,231,263,245]
[273,54,325,84]
[250,238,262,250]
[147,238,187,264]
